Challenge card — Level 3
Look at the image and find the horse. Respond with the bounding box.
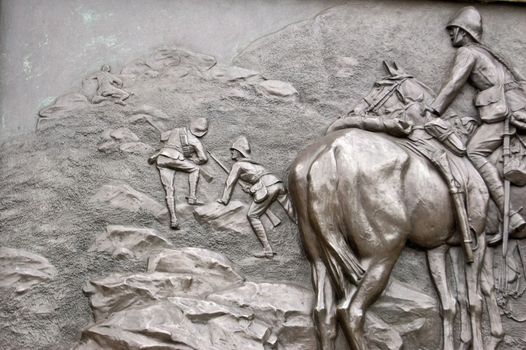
[288,61,503,350]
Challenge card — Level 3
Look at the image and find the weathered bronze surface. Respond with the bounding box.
[2,2,526,350]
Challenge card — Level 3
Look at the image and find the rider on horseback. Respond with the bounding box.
[423,6,526,243]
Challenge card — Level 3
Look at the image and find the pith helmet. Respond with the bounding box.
[189,117,209,137]
[446,6,482,43]
[230,136,251,158]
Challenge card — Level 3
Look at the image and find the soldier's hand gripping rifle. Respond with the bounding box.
[208,150,282,228]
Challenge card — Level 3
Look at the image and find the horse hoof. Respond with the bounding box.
[171,223,180,230]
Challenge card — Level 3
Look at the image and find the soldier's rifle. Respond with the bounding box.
[207,150,282,228]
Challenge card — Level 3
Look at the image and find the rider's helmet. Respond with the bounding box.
[446,6,482,43]
[189,117,209,137]
[230,136,251,158]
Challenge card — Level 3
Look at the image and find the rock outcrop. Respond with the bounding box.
[0,247,57,293]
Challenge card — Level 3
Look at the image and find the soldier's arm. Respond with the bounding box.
[192,139,208,165]
[219,163,242,204]
[430,47,475,115]
[112,75,123,87]
[160,130,171,142]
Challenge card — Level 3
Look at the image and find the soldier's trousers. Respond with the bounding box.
[467,122,507,214]
[247,183,287,251]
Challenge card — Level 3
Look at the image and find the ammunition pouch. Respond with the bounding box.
[475,85,509,123]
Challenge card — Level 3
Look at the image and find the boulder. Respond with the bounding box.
[0,247,57,293]
[84,271,231,321]
[148,247,245,287]
[91,183,168,223]
[107,127,139,142]
[256,80,298,98]
[75,299,269,350]
[90,225,172,260]
[38,93,89,118]
[193,200,253,235]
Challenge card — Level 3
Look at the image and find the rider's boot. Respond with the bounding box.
[186,170,203,205]
[476,162,526,243]
[431,151,474,263]
[488,211,526,245]
[248,216,275,259]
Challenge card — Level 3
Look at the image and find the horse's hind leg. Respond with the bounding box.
[338,251,402,350]
[465,234,486,350]
[428,245,456,350]
[311,259,338,350]
[481,246,504,350]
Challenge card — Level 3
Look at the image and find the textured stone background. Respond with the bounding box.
[2,1,526,349]
[0,0,344,139]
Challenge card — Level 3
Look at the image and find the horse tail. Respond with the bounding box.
[306,141,366,292]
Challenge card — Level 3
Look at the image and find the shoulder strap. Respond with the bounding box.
[472,43,525,82]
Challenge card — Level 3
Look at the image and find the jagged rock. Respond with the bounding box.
[256,80,298,98]
[208,65,261,82]
[90,225,172,260]
[75,299,270,350]
[38,93,89,118]
[371,278,439,343]
[208,282,317,349]
[0,247,57,293]
[366,313,404,350]
[84,272,231,321]
[91,183,168,223]
[119,141,155,154]
[193,200,253,234]
[148,247,245,289]
[96,140,118,153]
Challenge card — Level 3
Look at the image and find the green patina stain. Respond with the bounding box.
[39,96,56,108]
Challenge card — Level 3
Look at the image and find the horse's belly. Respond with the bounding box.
[405,155,456,248]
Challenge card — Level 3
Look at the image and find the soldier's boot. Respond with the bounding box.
[431,151,474,263]
[165,194,179,230]
[186,170,203,205]
[278,194,297,224]
[475,162,526,244]
[248,216,275,259]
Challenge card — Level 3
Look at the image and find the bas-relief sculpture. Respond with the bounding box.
[3,3,526,350]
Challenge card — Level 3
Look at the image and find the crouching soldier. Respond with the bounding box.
[217,136,296,258]
[149,117,210,229]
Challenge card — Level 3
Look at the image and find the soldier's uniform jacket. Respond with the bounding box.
[158,127,207,163]
[221,159,282,203]
[431,44,526,123]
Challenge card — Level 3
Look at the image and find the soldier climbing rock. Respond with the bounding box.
[149,117,211,229]
[217,136,296,258]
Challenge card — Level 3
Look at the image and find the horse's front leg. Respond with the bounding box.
[428,245,456,350]
[480,245,504,350]
[465,233,486,350]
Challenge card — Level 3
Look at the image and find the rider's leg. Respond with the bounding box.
[467,122,526,234]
